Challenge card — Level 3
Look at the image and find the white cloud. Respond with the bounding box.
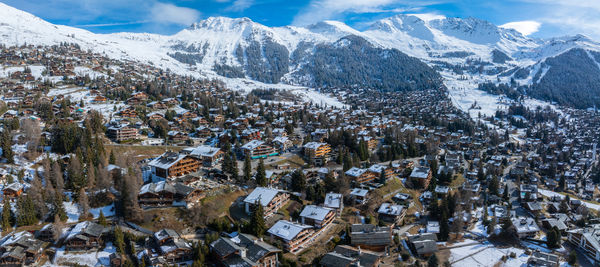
[408,13,446,22]
[515,0,600,39]
[292,0,400,25]
[225,0,255,12]
[500,21,541,36]
[150,2,200,25]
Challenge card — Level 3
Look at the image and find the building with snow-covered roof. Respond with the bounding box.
[512,216,540,238]
[267,220,314,253]
[210,233,281,267]
[324,192,343,214]
[148,152,202,180]
[349,188,369,204]
[153,229,192,263]
[64,221,105,251]
[409,167,432,189]
[181,145,224,167]
[138,181,202,207]
[377,203,406,225]
[0,231,45,266]
[243,187,289,217]
[241,140,278,159]
[303,142,331,166]
[299,205,336,229]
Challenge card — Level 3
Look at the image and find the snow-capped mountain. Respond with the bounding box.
[1,2,600,107]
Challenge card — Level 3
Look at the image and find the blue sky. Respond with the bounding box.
[2,0,600,39]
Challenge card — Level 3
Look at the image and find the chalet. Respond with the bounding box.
[241,128,261,141]
[138,181,201,207]
[210,233,281,267]
[567,225,600,264]
[91,95,107,103]
[106,125,139,142]
[349,188,369,204]
[349,224,392,252]
[243,187,290,217]
[167,131,189,143]
[36,223,59,243]
[323,192,343,215]
[272,136,293,152]
[267,220,314,253]
[0,231,45,266]
[182,145,224,167]
[377,203,406,225]
[527,251,559,267]
[147,111,165,121]
[148,152,202,179]
[299,205,336,229]
[2,182,23,199]
[147,101,168,110]
[345,167,373,184]
[512,216,540,238]
[153,229,192,263]
[118,108,137,118]
[320,245,382,267]
[303,142,331,165]
[409,167,432,189]
[367,164,394,181]
[407,233,438,257]
[241,140,278,159]
[64,221,105,251]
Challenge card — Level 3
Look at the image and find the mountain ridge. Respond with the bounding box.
[1,2,600,107]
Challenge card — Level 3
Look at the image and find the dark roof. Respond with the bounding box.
[350,224,391,247]
[320,252,355,267]
[210,234,281,266]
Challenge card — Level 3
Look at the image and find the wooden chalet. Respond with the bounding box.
[148,152,202,179]
[210,233,281,267]
[64,221,105,251]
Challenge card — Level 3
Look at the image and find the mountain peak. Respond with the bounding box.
[188,16,257,31]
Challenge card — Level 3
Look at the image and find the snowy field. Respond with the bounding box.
[538,189,600,211]
[449,240,528,267]
[63,201,115,223]
[47,242,116,266]
[444,71,561,121]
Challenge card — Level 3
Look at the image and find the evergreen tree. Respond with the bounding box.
[428,254,439,267]
[255,159,267,186]
[291,169,307,193]
[109,150,116,165]
[53,196,68,222]
[439,214,449,241]
[2,198,12,231]
[1,130,14,164]
[98,210,108,226]
[378,170,386,185]
[16,195,36,226]
[249,202,266,237]
[502,184,509,201]
[243,156,252,182]
[342,151,352,171]
[488,176,499,196]
[114,226,125,254]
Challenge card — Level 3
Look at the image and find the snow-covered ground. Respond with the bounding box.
[63,201,115,223]
[47,242,116,267]
[538,189,600,211]
[449,240,528,267]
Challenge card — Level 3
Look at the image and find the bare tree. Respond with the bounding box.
[20,119,41,159]
[78,187,90,219]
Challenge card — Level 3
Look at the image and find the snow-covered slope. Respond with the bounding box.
[1,2,600,108]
